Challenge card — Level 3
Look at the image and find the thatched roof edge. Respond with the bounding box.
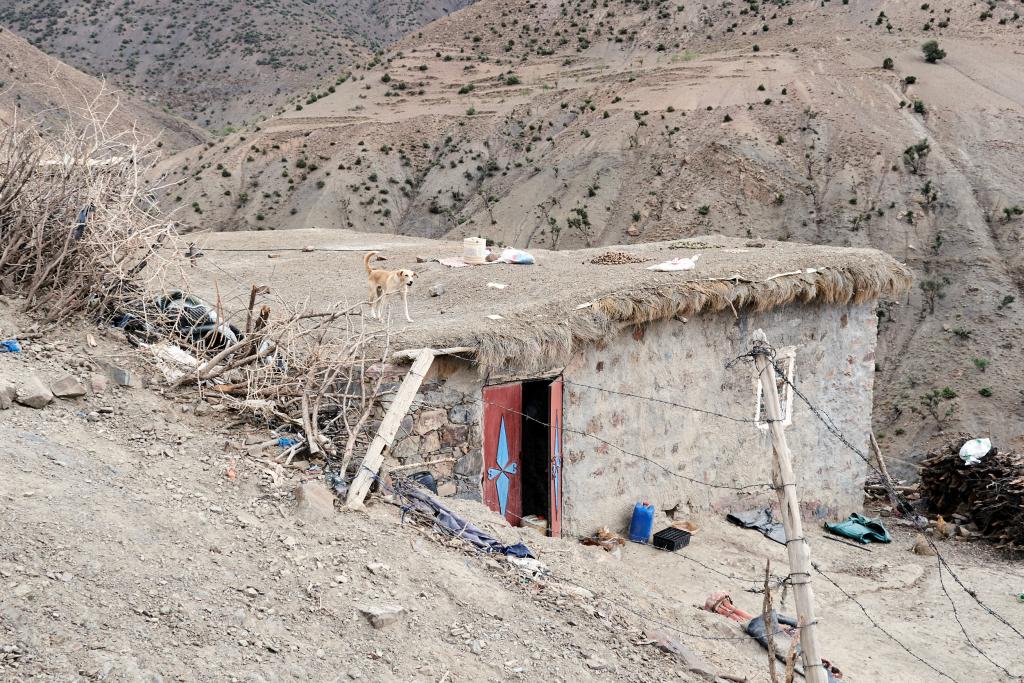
[462,260,912,372]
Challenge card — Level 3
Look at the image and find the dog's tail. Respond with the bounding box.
[363,251,379,274]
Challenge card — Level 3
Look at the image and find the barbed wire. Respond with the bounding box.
[728,344,1024,676]
[812,563,961,683]
[404,391,775,492]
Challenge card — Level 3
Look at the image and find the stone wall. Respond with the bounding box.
[559,302,878,538]
[384,359,485,498]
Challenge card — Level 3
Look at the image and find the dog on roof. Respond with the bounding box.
[364,251,417,323]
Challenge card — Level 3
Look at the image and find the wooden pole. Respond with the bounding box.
[346,348,436,508]
[750,329,827,683]
[869,431,901,512]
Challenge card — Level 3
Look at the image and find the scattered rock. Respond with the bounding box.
[366,562,390,576]
[428,284,445,297]
[585,656,613,671]
[358,605,405,629]
[50,374,86,398]
[293,480,336,520]
[558,585,594,601]
[644,628,717,680]
[95,359,141,388]
[16,376,53,409]
[0,381,15,410]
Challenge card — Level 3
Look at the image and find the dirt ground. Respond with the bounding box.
[2,300,1024,683]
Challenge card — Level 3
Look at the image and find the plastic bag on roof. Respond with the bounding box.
[494,248,535,265]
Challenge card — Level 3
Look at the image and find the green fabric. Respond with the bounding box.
[824,513,892,544]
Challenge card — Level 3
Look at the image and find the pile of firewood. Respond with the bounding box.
[920,440,1024,547]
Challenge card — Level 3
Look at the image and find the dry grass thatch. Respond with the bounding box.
[469,258,912,372]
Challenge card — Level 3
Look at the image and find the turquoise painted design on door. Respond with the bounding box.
[552,413,561,515]
[486,415,518,517]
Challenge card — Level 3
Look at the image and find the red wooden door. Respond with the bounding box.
[482,383,523,526]
[548,378,564,538]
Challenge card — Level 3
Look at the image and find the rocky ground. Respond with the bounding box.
[2,297,1024,682]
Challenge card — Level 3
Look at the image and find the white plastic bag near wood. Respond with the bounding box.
[646,254,700,272]
[959,438,992,465]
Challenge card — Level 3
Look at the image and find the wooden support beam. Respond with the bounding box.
[391,346,474,362]
[751,329,827,683]
[346,348,437,508]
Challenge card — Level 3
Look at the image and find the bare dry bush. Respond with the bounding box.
[0,100,170,322]
[0,94,393,482]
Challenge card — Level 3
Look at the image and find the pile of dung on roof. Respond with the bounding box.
[920,438,1024,547]
[589,251,649,265]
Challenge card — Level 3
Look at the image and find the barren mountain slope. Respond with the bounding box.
[152,0,1024,466]
[0,0,472,129]
[0,27,205,151]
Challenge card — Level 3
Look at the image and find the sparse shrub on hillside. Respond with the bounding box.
[903,139,930,174]
[920,387,957,424]
[919,276,949,315]
[998,295,1015,310]
[913,99,927,114]
[922,40,946,63]
[973,357,990,372]
[1003,206,1024,221]
[883,57,894,70]
[697,205,710,216]
[458,84,475,94]
[723,114,733,122]
[979,387,993,397]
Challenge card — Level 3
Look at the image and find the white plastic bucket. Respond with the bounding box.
[463,237,488,264]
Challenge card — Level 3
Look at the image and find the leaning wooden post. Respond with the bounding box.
[750,329,827,683]
[346,348,437,508]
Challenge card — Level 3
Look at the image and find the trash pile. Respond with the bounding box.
[920,437,1024,547]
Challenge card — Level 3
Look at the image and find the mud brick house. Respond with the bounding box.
[182,230,911,538]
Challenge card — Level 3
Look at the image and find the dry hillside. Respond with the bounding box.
[0,27,204,151]
[148,0,1024,468]
[0,0,472,130]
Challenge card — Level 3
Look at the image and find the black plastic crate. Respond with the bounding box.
[652,527,691,551]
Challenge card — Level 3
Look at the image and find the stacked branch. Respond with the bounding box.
[175,294,392,476]
[920,440,1024,547]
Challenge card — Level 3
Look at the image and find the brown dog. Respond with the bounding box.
[364,251,417,323]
